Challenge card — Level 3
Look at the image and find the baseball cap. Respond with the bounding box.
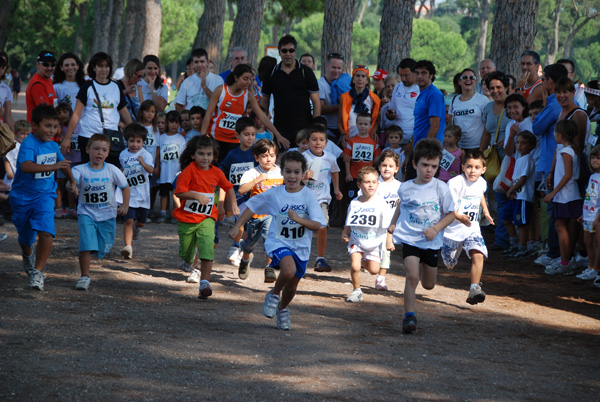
[37,51,56,63]
[373,69,387,80]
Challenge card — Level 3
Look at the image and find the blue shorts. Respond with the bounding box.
[269,247,308,279]
[501,199,516,222]
[513,200,532,226]
[78,214,117,258]
[124,207,148,223]
[10,196,56,247]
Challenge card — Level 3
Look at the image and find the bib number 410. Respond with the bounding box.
[280,226,305,239]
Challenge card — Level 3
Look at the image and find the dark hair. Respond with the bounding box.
[463,149,486,166]
[53,52,85,86]
[554,119,578,151]
[376,149,400,169]
[413,138,442,164]
[397,58,416,73]
[189,106,205,118]
[506,74,517,90]
[225,63,254,86]
[257,56,277,83]
[484,71,509,92]
[460,68,476,76]
[530,100,544,112]
[137,100,157,128]
[554,77,575,93]
[31,104,59,125]
[280,150,307,172]
[300,53,314,64]
[521,50,541,65]
[235,116,256,134]
[590,144,600,158]
[252,138,276,157]
[180,134,218,170]
[453,72,462,94]
[191,48,208,60]
[88,133,111,147]
[556,58,575,74]
[357,165,379,182]
[185,58,193,66]
[0,50,8,81]
[311,116,327,127]
[516,130,536,148]
[143,54,163,90]
[180,109,190,117]
[543,64,569,84]
[124,122,148,141]
[386,125,404,137]
[415,60,436,82]
[505,93,529,118]
[445,124,462,140]
[87,52,113,79]
[278,34,297,50]
[307,123,327,140]
[166,110,181,124]
[356,111,373,124]
[55,102,72,114]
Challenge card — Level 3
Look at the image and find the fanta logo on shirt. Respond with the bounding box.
[280,203,307,213]
[454,109,475,116]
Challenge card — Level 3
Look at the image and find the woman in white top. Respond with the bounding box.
[53,53,86,111]
[140,55,168,111]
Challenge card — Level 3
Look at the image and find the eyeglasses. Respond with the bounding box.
[461,75,476,80]
[328,53,344,60]
[280,48,296,54]
[41,62,56,68]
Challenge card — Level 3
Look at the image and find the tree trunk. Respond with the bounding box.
[227,0,266,67]
[271,24,279,47]
[377,0,415,73]
[129,0,147,61]
[427,0,435,19]
[194,0,226,69]
[321,0,355,76]
[547,0,561,65]
[228,0,235,21]
[141,0,161,57]
[74,4,89,58]
[475,0,490,62]
[120,0,138,65]
[562,13,598,59]
[0,0,15,49]
[107,0,124,62]
[356,0,368,25]
[489,0,539,77]
[92,0,114,54]
[415,0,426,18]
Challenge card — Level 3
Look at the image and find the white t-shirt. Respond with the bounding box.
[387,82,420,142]
[3,141,20,188]
[143,124,159,162]
[348,97,374,138]
[392,178,454,249]
[302,149,340,204]
[358,176,402,208]
[318,77,338,130]
[244,186,327,261]
[443,175,487,241]
[346,196,392,251]
[158,133,186,184]
[383,146,406,180]
[174,73,224,110]
[448,93,489,149]
[73,162,128,221]
[139,79,169,105]
[0,82,11,110]
[554,145,581,204]
[513,153,536,202]
[119,148,154,208]
[76,80,126,138]
[503,117,540,167]
[54,81,81,111]
[583,173,600,222]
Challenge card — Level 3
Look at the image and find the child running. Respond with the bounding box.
[439,125,463,183]
[119,123,155,259]
[228,151,326,330]
[344,111,381,199]
[172,135,239,298]
[9,104,77,291]
[343,166,393,302]
[387,139,455,334]
[442,150,494,304]
[578,144,600,284]
[72,133,130,290]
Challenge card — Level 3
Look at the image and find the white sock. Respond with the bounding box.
[470,283,479,291]
[376,275,385,282]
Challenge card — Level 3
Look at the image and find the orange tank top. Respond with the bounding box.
[208,84,248,143]
[522,79,542,99]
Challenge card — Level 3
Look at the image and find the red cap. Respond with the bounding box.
[373,69,387,80]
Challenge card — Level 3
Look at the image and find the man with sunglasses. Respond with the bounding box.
[261,35,320,147]
[25,51,57,122]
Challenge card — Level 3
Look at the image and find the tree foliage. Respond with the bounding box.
[159,0,200,66]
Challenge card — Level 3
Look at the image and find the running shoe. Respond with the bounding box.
[262,291,280,318]
[75,276,90,291]
[276,308,291,330]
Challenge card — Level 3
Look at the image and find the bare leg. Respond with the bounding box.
[518,224,529,247]
[271,255,301,309]
[79,251,91,277]
[199,259,213,281]
[123,219,134,246]
[350,252,363,289]
[555,218,570,262]
[403,256,421,314]
[33,232,53,272]
[583,231,596,268]
[469,250,485,284]
[317,227,327,258]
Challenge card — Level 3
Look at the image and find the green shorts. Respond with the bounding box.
[177,219,215,263]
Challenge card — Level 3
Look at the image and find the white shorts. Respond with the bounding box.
[442,234,488,269]
[583,220,595,233]
[348,242,382,263]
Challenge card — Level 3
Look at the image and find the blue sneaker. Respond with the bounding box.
[402,314,417,334]
[314,258,332,272]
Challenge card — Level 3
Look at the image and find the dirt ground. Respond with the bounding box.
[1,218,599,401]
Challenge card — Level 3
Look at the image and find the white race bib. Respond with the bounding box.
[347,205,379,228]
[588,135,598,146]
[457,196,480,222]
[229,162,254,185]
[161,143,180,162]
[275,212,307,240]
[218,112,242,131]
[81,182,113,207]
[183,192,214,215]
[352,142,374,162]
[35,153,57,179]
[145,132,157,147]
[125,166,147,188]
[440,149,456,171]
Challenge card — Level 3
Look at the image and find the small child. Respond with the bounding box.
[439,125,463,183]
[344,111,381,199]
[72,134,130,290]
[119,123,155,259]
[382,125,406,180]
[137,100,159,158]
[179,110,192,135]
[9,105,76,291]
[387,138,455,334]
[251,106,273,142]
[237,139,283,282]
[219,117,258,267]
[155,111,187,223]
[506,131,537,258]
[343,166,393,302]
[3,120,30,189]
[227,151,326,330]
[185,106,205,142]
[303,124,342,272]
[156,112,166,134]
[55,103,76,218]
[544,120,582,275]
[172,135,239,297]
[442,150,494,304]
[578,145,600,284]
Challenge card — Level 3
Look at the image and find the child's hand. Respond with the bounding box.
[137,155,145,164]
[507,189,516,200]
[577,215,583,223]
[423,226,438,241]
[345,173,353,182]
[196,193,211,205]
[153,166,160,176]
[342,153,351,163]
[483,211,494,226]
[543,192,554,203]
[54,160,71,170]
[304,170,314,180]
[231,204,240,216]
[335,190,343,201]
[256,172,268,183]
[227,227,238,240]
[456,214,471,227]
[341,231,350,243]
[69,180,79,197]
[545,173,553,191]
[386,237,395,252]
[287,209,299,222]
[117,205,129,216]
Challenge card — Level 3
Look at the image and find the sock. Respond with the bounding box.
[317,256,325,261]
[405,312,415,318]
[376,275,385,282]
[560,259,569,266]
[23,252,34,259]
[470,283,479,291]
[232,242,241,248]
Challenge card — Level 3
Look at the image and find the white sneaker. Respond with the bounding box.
[575,254,589,268]
[375,277,388,291]
[262,290,280,318]
[187,269,200,283]
[535,254,556,266]
[75,276,91,291]
[577,268,598,280]
[227,246,242,267]
[346,288,363,302]
[29,269,45,291]
[181,260,194,272]
[276,308,291,330]
[545,259,577,275]
[22,253,35,277]
[120,245,133,259]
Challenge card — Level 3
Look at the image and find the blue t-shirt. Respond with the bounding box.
[10,134,65,201]
[413,84,446,146]
[255,131,273,142]
[532,94,561,174]
[219,146,257,203]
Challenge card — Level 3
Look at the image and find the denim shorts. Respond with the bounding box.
[241,215,272,254]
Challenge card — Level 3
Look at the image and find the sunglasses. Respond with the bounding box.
[354,64,367,69]
[461,75,476,80]
[41,62,56,68]
[280,48,296,54]
[328,52,344,60]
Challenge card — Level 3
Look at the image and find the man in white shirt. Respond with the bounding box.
[318,52,345,140]
[386,58,419,147]
[175,48,223,112]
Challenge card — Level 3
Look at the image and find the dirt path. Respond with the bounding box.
[1,219,599,401]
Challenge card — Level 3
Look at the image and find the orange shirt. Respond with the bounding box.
[172,164,233,224]
[26,73,57,122]
[208,85,248,143]
[343,136,381,179]
[522,79,542,99]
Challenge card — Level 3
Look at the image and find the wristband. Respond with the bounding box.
[387,228,394,235]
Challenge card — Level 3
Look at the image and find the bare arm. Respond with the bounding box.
[249,95,289,149]
[4,159,14,180]
[321,100,338,115]
[288,209,322,231]
[310,92,321,117]
[545,153,573,202]
[20,159,70,174]
[479,128,491,151]
[200,86,222,134]
[61,100,84,154]
[3,101,14,132]
[225,187,240,216]
[119,107,133,125]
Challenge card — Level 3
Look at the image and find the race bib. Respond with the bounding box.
[440,149,456,171]
[70,141,79,151]
[145,132,157,147]
[457,196,480,222]
[588,135,598,146]
[352,143,374,162]
[35,153,57,179]
[218,112,242,131]
[347,205,379,228]
[183,192,214,215]
[125,166,147,188]
[383,193,400,210]
[275,211,307,240]
[229,162,254,185]
[81,182,112,207]
[161,143,180,162]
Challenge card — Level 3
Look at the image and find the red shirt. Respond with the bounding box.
[26,73,57,122]
[343,136,381,179]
